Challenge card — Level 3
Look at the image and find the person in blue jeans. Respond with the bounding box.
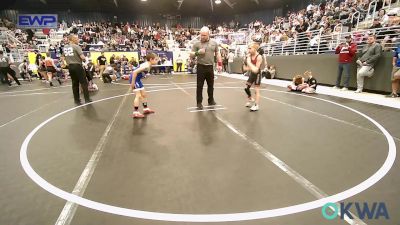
[386,44,400,98]
[333,35,357,91]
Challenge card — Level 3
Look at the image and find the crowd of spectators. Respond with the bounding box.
[245,0,399,44]
[70,21,171,51]
[229,0,399,55]
[0,0,399,56]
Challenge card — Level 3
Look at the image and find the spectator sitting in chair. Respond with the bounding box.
[262,65,276,79]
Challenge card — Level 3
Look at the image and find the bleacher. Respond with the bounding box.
[356,0,400,29]
[263,25,400,56]
[0,28,27,62]
[0,0,398,64]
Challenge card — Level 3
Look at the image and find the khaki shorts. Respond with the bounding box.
[391,66,400,81]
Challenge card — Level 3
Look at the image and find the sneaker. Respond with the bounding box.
[341,87,348,91]
[250,104,259,111]
[385,93,399,98]
[85,99,93,104]
[50,82,54,87]
[143,108,155,114]
[355,89,362,93]
[197,103,203,110]
[74,100,82,106]
[332,86,339,89]
[245,100,254,108]
[131,111,145,118]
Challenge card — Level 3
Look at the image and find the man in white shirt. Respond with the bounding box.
[176,54,183,72]
[307,3,315,12]
[18,60,31,81]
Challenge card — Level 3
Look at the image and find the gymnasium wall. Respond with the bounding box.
[231,52,395,93]
[0,9,281,28]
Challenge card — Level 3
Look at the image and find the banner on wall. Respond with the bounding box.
[214,35,230,45]
[28,51,182,69]
[27,52,46,66]
[17,14,58,29]
[149,50,173,62]
[88,52,140,65]
[228,33,247,45]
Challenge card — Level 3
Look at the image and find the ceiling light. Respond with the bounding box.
[215,0,221,4]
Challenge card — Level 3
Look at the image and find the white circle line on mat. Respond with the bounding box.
[20,87,396,222]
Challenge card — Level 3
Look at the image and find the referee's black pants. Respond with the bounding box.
[0,66,21,85]
[196,64,215,104]
[68,64,90,102]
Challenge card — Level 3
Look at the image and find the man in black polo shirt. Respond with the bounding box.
[62,35,91,105]
[190,26,222,109]
[97,52,107,82]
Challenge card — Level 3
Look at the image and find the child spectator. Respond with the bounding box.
[287,75,305,92]
[287,71,317,93]
[303,70,318,94]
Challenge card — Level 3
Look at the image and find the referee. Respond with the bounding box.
[190,26,222,110]
[0,50,21,86]
[62,34,91,105]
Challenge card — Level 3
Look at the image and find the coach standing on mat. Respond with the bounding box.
[190,26,222,110]
[63,34,91,105]
[97,52,107,80]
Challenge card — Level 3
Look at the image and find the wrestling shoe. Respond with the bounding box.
[143,108,155,114]
[131,111,145,118]
[250,104,259,112]
[245,99,255,107]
